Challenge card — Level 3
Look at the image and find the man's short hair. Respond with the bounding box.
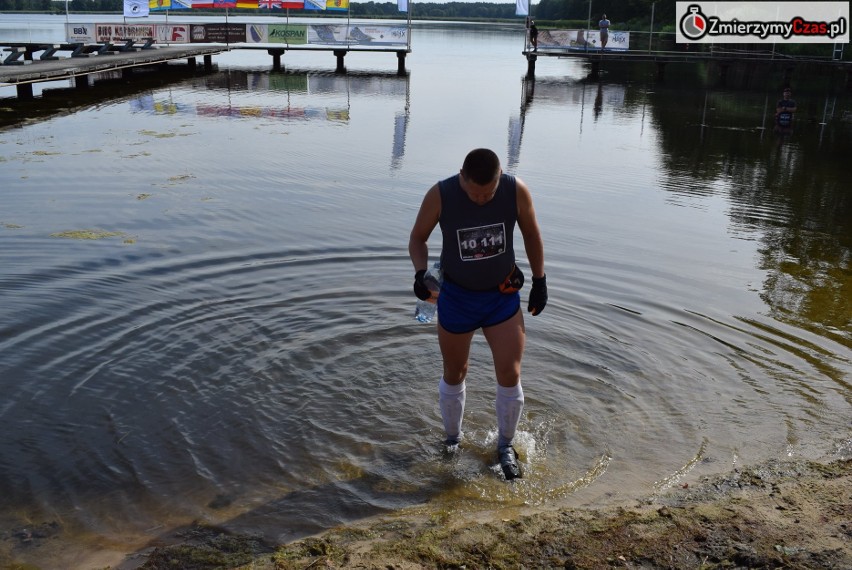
[462,148,501,185]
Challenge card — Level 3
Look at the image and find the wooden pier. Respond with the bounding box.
[0,43,227,100]
[239,45,409,75]
[1,42,410,101]
[523,47,852,87]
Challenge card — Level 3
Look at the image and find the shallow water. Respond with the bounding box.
[1,13,851,566]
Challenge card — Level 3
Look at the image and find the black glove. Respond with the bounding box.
[528,275,547,316]
[413,269,431,300]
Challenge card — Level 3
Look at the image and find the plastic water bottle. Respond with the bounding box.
[414,262,442,323]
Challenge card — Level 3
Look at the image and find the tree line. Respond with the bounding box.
[1,0,674,30]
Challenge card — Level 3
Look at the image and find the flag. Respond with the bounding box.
[214,0,236,7]
[170,0,192,9]
[258,0,283,7]
[304,0,326,10]
[281,0,304,7]
[193,0,215,7]
[515,0,529,17]
[236,0,256,7]
[124,0,150,17]
[149,0,171,11]
[326,0,347,11]
[398,0,407,11]
[391,111,408,168]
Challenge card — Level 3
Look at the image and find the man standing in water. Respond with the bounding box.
[775,87,797,129]
[409,148,547,480]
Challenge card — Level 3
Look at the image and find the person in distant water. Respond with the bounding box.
[775,87,797,129]
[599,14,611,49]
[408,148,547,480]
[529,20,539,51]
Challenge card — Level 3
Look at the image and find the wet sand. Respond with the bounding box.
[7,452,841,569]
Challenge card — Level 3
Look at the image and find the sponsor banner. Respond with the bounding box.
[536,29,629,51]
[307,25,407,45]
[191,24,247,43]
[308,24,346,44]
[268,24,308,45]
[348,26,408,45]
[246,24,268,43]
[157,24,191,44]
[96,23,156,42]
[66,23,96,43]
[676,2,849,44]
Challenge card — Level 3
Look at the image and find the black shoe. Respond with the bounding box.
[498,445,522,480]
[443,438,460,454]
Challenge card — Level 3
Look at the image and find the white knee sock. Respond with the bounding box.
[496,383,524,448]
[438,377,466,441]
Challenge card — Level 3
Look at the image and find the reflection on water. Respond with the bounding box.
[126,69,411,167]
[0,18,850,568]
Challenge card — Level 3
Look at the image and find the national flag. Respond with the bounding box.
[515,0,529,17]
[124,0,150,17]
[193,0,215,7]
[304,0,325,10]
[258,0,283,7]
[281,0,305,7]
[149,0,171,11]
[326,0,347,11]
[214,0,236,7]
[169,0,192,9]
[397,0,407,12]
[235,0,256,7]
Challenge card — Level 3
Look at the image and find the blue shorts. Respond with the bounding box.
[437,279,521,334]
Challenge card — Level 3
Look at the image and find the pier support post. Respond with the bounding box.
[590,60,600,78]
[718,63,729,86]
[334,50,347,74]
[16,83,34,100]
[204,54,213,71]
[187,56,197,69]
[525,53,537,78]
[75,75,88,90]
[656,62,666,81]
[396,51,406,75]
[268,48,286,71]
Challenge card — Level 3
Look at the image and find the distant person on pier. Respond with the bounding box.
[529,20,539,51]
[599,14,611,49]
[775,87,797,128]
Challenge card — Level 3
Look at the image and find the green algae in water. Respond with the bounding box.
[139,129,178,138]
[50,229,127,240]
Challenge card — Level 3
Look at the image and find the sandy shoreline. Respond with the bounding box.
[2,448,850,569]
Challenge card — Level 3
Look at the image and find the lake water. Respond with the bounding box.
[1,13,851,569]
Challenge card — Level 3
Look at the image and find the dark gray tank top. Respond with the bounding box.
[438,173,517,290]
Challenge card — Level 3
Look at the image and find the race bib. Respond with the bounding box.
[457,223,506,260]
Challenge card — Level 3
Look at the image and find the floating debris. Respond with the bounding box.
[49,229,127,240]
